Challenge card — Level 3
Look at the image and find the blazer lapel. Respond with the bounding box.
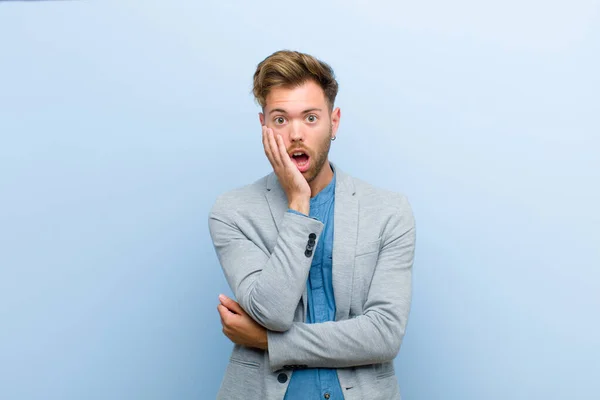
[332,165,358,321]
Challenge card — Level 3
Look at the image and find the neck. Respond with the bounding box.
[309,161,334,198]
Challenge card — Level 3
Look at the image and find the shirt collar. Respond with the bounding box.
[310,163,336,207]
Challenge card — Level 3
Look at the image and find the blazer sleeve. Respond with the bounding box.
[208,201,324,332]
[266,198,416,370]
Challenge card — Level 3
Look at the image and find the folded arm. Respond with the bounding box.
[209,204,323,332]
[267,199,416,370]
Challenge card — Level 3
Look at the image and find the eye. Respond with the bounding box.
[306,114,318,123]
[274,116,286,125]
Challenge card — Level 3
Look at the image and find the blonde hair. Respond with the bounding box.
[253,50,338,111]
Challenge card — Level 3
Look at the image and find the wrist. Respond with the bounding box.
[288,199,310,216]
[259,331,268,350]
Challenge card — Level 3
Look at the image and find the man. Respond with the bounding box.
[209,50,416,400]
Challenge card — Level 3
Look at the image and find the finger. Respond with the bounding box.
[219,294,242,314]
[264,127,282,169]
[222,326,231,340]
[219,294,244,315]
[267,128,283,167]
[262,126,275,167]
[217,307,225,326]
[217,304,232,324]
[276,134,294,168]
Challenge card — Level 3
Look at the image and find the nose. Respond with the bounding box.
[289,120,304,142]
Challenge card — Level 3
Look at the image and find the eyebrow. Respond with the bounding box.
[269,108,322,115]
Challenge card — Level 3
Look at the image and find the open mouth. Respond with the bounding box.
[290,151,310,173]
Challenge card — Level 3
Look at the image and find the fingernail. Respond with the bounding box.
[219,294,226,301]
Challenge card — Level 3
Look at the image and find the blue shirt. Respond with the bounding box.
[284,168,344,400]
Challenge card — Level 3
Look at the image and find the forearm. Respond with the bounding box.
[267,307,409,370]
[267,208,415,370]
[209,210,323,332]
[241,212,318,331]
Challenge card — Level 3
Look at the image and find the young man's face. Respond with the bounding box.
[259,80,341,184]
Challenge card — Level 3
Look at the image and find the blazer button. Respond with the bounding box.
[324,393,331,399]
[277,373,288,383]
[305,249,313,257]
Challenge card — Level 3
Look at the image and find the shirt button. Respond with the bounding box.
[277,373,287,383]
[324,393,330,399]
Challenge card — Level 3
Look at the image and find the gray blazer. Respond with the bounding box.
[208,163,416,400]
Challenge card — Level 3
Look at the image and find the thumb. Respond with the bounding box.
[219,294,244,314]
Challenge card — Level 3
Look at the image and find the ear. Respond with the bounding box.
[259,112,265,126]
[330,107,341,137]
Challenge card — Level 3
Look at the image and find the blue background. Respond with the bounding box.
[1,1,598,399]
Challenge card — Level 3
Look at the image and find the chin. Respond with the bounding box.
[305,171,319,183]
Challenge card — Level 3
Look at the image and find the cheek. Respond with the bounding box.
[269,123,287,134]
[316,127,331,144]
[270,126,291,142]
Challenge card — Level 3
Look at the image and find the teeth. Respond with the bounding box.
[293,152,304,156]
